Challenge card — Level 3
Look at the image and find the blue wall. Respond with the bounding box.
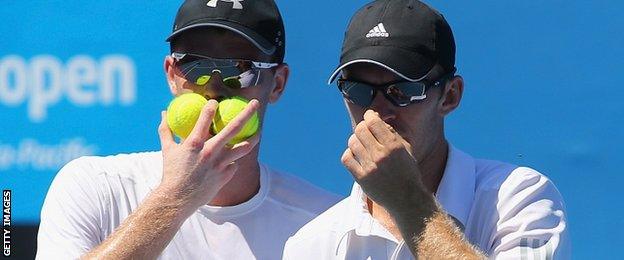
[1,1,622,258]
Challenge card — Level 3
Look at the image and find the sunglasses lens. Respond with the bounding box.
[178,59,258,88]
[223,76,242,89]
[340,81,374,107]
[237,70,261,88]
[385,82,426,106]
[195,75,211,85]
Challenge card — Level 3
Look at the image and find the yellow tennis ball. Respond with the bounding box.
[212,96,259,145]
[166,93,208,139]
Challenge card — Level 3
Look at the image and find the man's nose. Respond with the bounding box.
[203,72,233,101]
[369,91,397,121]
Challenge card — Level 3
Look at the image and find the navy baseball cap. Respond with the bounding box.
[167,0,286,63]
[328,0,456,83]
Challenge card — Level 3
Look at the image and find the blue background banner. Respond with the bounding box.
[1,1,622,258]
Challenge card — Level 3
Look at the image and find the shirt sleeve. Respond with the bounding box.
[36,158,105,260]
[488,167,571,259]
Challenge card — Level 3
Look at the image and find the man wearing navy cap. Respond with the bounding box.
[36,1,339,259]
[284,0,570,259]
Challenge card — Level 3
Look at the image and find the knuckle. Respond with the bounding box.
[186,139,204,149]
[370,119,384,130]
[222,122,242,134]
[158,122,169,133]
[228,124,243,134]
[203,104,216,115]
[347,135,358,147]
[373,143,384,152]
[375,151,389,164]
[364,162,378,173]
[341,153,350,164]
[200,148,215,159]
[355,122,367,135]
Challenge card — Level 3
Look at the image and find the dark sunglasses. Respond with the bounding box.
[337,72,455,108]
[171,52,279,89]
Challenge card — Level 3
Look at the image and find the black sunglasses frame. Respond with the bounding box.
[171,52,279,89]
[337,71,456,108]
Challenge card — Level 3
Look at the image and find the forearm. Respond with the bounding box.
[82,185,195,260]
[390,191,485,260]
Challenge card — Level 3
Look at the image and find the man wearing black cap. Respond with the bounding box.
[284,0,570,259]
[36,1,339,259]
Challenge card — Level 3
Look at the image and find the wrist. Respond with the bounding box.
[152,183,200,220]
[386,186,438,224]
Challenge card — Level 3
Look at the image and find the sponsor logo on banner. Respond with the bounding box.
[0,55,137,123]
[0,138,97,171]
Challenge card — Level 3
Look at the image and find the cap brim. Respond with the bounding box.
[327,45,434,84]
[166,20,276,56]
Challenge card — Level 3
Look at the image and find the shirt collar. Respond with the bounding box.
[435,145,476,230]
[335,144,476,240]
[196,163,270,218]
[333,184,380,253]
[340,183,369,235]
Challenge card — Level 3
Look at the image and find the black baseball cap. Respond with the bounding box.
[167,0,286,63]
[328,0,456,83]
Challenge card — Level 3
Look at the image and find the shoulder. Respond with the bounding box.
[46,151,163,207]
[473,158,562,201]
[55,151,162,188]
[264,165,343,217]
[468,159,569,257]
[496,166,566,212]
[470,157,567,234]
[37,151,162,258]
[472,158,517,190]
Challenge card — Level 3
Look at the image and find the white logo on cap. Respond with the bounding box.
[207,0,244,10]
[366,23,389,38]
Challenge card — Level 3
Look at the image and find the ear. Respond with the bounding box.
[164,55,180,95]
[438,75,464,116]
[268,63,290,104]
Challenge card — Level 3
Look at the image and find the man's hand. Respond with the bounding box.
[83,99,261,260]
[340,110,485,259]
[158,98,261,212]
[341,110,430,210]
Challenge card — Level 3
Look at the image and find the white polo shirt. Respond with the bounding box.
[36,151,341,260]
[283,145,570,259]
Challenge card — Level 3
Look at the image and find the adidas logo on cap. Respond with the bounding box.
[366,23,389,38]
